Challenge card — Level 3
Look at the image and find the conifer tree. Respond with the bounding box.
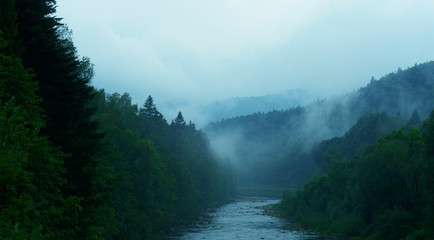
[12,0,104,237]
[173,111,186,126]
[141,95,163,120]
[0,32,83,239]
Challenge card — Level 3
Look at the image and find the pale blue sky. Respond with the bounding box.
[56,0,434,122]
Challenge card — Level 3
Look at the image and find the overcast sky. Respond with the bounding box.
[56,0,434,123]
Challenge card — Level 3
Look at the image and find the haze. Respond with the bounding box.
[56,0,434,124]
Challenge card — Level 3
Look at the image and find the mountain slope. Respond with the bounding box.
[205,61,434,186]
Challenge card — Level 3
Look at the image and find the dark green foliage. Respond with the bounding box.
[0,0,230,239]
[280,112,434,239]
[1,21,233,239]
[5,0,106,237]
[0,33,83,239]
[91,90,234,239]
[14,0,101,195]
[141,95,164,120]
[0,0,22,57]
[5,1,434,239]
[1,2,234,239]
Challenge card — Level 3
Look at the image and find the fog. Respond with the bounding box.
[205,64,434,186]
[54,0,434,187]
[56,0,434,125]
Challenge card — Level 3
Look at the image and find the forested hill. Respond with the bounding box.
[90,92,235,239]
[0,1,234,239]
[280,114,434,239]
[205,61,434,186]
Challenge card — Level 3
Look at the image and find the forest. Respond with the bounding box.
[205,61,434,187]
[2,1,434,240]
[0,1,233,239]
[279,113,434,239]
[203,52,434,240]
[203,61,434,239]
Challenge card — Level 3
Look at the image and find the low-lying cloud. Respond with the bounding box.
[57,0,434,124]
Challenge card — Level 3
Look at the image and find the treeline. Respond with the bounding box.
[91,92,234,239]
[264,112,412,187]
[279,112,434,239]
[205,61,434,187]
[312,111,413,166]
[0,1,233,239]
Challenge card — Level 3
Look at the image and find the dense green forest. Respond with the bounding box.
[279,112,434,239]
[0,1,233,239]
[2,1,434,240]
[90,92,234,239]
[205,61,434,187]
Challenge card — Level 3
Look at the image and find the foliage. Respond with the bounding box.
[1,2,234,239]
[0,0,107,237]
[280,112,434,239]
[3,1,434,239]
[205,62,434,187]
[313,112,408,166]
[0,32,84,239]
[91,91,235,239]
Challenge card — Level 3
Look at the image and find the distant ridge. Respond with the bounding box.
[205,61,434,186]
[202,89,321,121]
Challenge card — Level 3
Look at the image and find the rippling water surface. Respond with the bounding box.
[166,198,333,240]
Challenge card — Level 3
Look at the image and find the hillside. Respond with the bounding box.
[201,89,320,121]
[205,61,434,187]
[313,112,410,166]
[279,113,434,239]
[0,2,234,239]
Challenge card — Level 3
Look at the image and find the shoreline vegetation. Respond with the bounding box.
[0,1,235,239]
[260,200,338,239]
[3,1,434,240]
[277,112,434,240]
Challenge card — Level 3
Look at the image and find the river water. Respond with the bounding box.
[166,198,334,240]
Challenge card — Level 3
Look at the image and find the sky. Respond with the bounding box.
[56,0,434,124]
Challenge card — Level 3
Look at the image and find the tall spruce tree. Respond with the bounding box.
[11,0,104,237]
[172,111,186,126]
[139,95,168,145]
[0,31,85,239]
[141,95,163,120]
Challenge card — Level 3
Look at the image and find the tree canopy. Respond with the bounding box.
[279,112,434,239]
[0,2,234,239]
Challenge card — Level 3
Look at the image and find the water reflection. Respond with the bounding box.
[166,197,333,240]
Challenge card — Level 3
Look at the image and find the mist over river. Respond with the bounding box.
[165,198,334,240]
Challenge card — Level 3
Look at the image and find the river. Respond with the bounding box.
[165,197,334,240]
